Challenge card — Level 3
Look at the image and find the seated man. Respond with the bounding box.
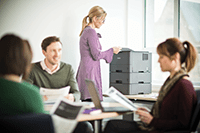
[26,36,80,102]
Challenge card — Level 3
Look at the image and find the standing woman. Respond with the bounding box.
[103,38,197,133]
[76,6,121,101]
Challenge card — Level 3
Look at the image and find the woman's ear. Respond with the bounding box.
[173,52,181,62]
[170,52,179,61]
[92,16,97,22]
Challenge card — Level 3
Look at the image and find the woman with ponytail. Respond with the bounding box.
[76,6,121,101]
[103,38,197,133]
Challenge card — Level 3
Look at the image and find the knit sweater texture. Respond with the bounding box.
[26,61,80,102]
[0,78,45,116]
[149,78,197,133]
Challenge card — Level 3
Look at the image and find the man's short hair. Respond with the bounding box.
[0,34,32,79]
[41,36,62,51]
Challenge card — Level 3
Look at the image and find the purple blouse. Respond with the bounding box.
[76,26,113,100]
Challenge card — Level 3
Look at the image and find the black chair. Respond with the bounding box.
[0,113,55,133]
[164,89,200,133]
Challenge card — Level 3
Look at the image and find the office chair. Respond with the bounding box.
[0,113,55,133]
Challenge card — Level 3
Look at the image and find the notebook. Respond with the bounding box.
[85,79,132,112]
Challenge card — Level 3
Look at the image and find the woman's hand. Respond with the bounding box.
[136,108,153,124]
[112,46,122,54]
[137,107,150,112]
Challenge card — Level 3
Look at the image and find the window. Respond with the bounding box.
[144,0,200,89]
[180,0,200,86]
[145,0,175,87]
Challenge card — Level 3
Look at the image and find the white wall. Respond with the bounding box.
[0,0,143,92]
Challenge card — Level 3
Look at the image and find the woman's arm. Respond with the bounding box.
[149,79,196,131]
[87,29,114,63]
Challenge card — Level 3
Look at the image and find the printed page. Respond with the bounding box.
[50,97,84,120]
[51,115,78,133]
[40,86,70,104]
[105,86,138,111]
[50,97,84,133]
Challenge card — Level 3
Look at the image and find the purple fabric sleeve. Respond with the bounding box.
[87,29,113,62]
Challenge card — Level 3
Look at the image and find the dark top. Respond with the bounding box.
[149,78,197,133]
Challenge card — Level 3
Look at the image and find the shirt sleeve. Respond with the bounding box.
[87,29,114,63]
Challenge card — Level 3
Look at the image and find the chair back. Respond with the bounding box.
[0,113,54,133]
[190,89,200,131]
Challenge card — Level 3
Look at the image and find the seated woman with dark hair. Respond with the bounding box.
[0,34,45,116]
[0,34,93,133]
[103,38,197,133]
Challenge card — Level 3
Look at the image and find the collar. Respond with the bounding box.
[40,59,60,75]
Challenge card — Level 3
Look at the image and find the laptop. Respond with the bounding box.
[85,79,132,112]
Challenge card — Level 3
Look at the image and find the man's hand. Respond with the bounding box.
[43,95,48,101]
[64,93,74,102]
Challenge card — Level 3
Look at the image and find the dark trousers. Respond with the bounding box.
[103,120,148,133]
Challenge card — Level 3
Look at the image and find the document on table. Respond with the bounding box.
[40,86,70,104]
[50,97,84,133]
[105,86,150,112]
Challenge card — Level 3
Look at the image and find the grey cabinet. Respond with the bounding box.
[109,48,152,95]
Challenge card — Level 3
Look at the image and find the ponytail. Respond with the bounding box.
[183,41,197,72]
[79,16,89,36]
[79,6,107,37]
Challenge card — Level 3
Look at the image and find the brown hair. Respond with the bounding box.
[157,38,197,72]
[79,6,107,36]
[41,36,62,51]
[0,34,33,79]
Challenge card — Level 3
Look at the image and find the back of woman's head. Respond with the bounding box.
[0,34,33,79]
[157,38,197,72]
[79,6,107,36]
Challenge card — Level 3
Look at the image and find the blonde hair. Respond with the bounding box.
[79,6,107,36]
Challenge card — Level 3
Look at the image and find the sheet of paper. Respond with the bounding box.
[51,97,84,133]
[50,97,84,120]
[105,86,139,111]
[40,86,70,103]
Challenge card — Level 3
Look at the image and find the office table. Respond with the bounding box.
[44,102,132,133]
[44,93,158,133]
[124,92,158,102]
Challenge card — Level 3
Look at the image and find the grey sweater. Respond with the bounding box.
[26,61,80,102]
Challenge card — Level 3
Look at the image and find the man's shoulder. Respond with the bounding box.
[59,62,74,73]
[32,61,41,67]
[60,61,72,68]
[31,61,43,72]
